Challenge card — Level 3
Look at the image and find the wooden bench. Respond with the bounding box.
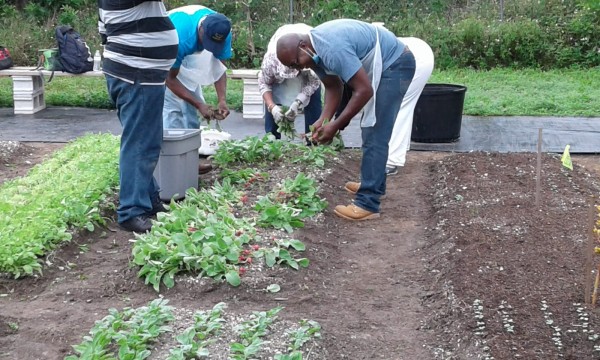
[0,67,104,114]
[0,67,264,117]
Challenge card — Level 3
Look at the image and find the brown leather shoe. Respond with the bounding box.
[198,163,213,175]
[345,181,360,194]
[334,203,380,221]
[345,181,386,199]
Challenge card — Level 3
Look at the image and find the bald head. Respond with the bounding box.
[276,33,313,70]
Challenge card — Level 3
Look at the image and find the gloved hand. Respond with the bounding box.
[271,104,285,124]
[285,99,303,121]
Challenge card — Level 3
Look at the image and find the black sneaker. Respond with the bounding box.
[148,198,168,216]
[119,215,152,232]
[385,166,399,176]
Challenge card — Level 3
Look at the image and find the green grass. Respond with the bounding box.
[430,68,600,116]
[1,68,599,116]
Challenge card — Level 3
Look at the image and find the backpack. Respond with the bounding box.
[55,25,93,74]
[0,46,13,70]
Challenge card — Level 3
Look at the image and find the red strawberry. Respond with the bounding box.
[188,227,197,232]
[239,267,246,275]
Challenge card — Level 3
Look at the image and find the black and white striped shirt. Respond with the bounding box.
[98,0,178,84]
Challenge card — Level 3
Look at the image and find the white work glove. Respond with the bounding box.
[284,99,303,121]
[271,105,285,124]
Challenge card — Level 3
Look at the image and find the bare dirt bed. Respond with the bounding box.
[1,141,599,360]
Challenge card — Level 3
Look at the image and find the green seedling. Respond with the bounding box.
[0,134,119,278]
[65,298,174,360]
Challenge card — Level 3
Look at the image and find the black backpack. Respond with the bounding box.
[55,25,93,74]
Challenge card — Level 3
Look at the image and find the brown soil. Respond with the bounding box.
[1,142,600,360]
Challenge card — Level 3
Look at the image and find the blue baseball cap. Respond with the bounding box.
[202,13,231,56]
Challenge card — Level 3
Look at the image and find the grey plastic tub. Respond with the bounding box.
[154,129,201,201]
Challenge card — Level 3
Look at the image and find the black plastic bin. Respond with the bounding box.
[411,83,467,143]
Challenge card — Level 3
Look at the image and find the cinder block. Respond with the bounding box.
[12,75,44,93]
[13,89,46,114]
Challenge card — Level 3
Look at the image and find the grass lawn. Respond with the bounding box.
[1,67,599,116]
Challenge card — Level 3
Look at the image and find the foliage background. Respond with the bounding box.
[0,0,598,69]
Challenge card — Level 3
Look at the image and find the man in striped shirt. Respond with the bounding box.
[98,0,178,232]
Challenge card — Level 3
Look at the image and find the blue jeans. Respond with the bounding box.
[163,86,203,129]
[105,75,164,223]
[354,51,416,213]
[265,86,322,139]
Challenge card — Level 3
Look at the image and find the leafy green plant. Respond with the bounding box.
[65,298,174,360]
[132,180,257,290]
[230,307,283,360]
[219,168,268,186]
[256,239,309,270]
[254,172,327,232]
[275,319,322,360]
[167,302,226,360]
[211,135,287,167]
[0,134,119,277]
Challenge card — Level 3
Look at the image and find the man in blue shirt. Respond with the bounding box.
[164,5,233,130]
[276,19,416,221]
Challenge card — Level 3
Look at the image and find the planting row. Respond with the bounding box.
[65,299,323,359]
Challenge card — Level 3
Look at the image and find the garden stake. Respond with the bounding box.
[535,128,542,207]
[586,202,596,305]
[592,263,600,307]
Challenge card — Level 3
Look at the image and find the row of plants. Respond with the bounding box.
[0,132,337,287]
[65,299,322,359]
[0,133,119,277]
[133,134,335,291]
[0,0,597,69]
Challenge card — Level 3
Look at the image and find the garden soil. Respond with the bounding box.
[1,142,600,359]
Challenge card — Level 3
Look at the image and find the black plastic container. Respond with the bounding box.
[411,83,467,143]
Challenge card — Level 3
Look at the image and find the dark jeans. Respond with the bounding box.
[105,75,163,223]
[354,51,416,213]
[265,86,322,138]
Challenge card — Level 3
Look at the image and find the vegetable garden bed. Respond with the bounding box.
[1,138,600,359]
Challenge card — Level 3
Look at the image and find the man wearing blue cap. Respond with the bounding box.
[164,5,233,132]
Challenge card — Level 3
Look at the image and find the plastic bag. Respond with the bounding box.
[198,124,231,156]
